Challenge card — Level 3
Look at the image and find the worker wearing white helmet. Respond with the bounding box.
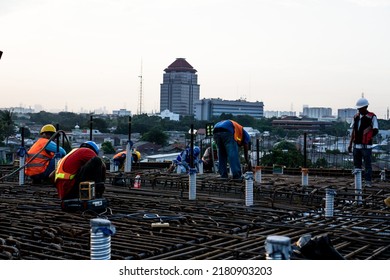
[348,97,379,187]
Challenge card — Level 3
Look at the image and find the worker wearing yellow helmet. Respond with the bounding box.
[132,149,141,164]
[25,124,66,184]
[113,148,141,170]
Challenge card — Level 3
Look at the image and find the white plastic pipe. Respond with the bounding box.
[245,171,254,206]
[265,235,291,260]
[301,168,309,186]
[124,142,132,173]
[189,168,197,200]
[109,159,114,172]
[354,168,362,205]
[90,218,115,260]
[255,166,262,183]
[325,189,336,218]
[19,156,25,186]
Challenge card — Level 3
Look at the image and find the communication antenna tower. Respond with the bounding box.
[138,61,143,115]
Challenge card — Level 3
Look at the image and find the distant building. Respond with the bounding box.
[264,110,296,118]
[194,98,264,121]
[301,105,332,119]
[337,108,356,122]
[160,58,200,117]
[112,109,131,116]
[0,106,34,115]
[160,109,180,121]
[272,116,333,132]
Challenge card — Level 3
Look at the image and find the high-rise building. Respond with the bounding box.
[160,58,200,116]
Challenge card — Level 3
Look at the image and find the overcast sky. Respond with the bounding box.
[1,0,389,118]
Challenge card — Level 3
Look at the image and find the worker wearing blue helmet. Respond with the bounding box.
[51,141,106,200]
[168,146,201,173]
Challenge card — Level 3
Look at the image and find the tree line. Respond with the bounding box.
[2,110,390,147]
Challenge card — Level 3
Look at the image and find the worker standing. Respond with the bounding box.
[25,124,66,184]
[348,97,379,187]
[213,120,251,180]
[52,141,106,200]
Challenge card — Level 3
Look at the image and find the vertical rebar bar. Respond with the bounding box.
[19,127,25,186]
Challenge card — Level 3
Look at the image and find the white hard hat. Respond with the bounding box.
[355,98,369,109]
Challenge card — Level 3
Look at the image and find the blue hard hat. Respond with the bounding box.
[80,141,99,155]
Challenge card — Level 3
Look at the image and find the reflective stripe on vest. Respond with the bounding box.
[54,149,77,182]
[25,138,53,176]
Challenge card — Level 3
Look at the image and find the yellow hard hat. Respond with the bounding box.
[40,124,56,134]
[385,197,390,208]
[133,150,141,160]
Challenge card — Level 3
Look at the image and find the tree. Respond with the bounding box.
[0,110,15,145]
[101,141,116,154]
[261,140,304,168]
[141,128,168,146]
[314,157,328,168]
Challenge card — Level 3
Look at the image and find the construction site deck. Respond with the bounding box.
[0,164,389,260]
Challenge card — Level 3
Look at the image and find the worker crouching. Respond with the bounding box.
[51,141,106,200]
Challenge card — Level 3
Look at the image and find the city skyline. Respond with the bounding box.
[1,0,389,119]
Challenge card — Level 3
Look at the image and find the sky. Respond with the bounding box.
[1,0,390,118]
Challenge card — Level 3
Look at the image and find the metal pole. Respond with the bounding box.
[190,124,194,169]
[124,116,132,173]
[55,124,61,168]
[256,138,260,166]
[89,115,93,141]
[18,127,25,186]
[303,132,307,168]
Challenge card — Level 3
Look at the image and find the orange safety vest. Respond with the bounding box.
[113,151,127,160]
[231,120,244,146]
[54,149,77,182]
[25,138,54,176]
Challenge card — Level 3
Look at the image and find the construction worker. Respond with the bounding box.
[113,150,127,171]
[202,142,218,173]
[113,149,141,170]
[168,146,201,173]
[132,149,141,164]
[348,97,379,187]
[213,120,251,179]
[52,141,106,200]
[25,124,66,184]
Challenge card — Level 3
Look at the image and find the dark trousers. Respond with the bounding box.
[353,148,372,182]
